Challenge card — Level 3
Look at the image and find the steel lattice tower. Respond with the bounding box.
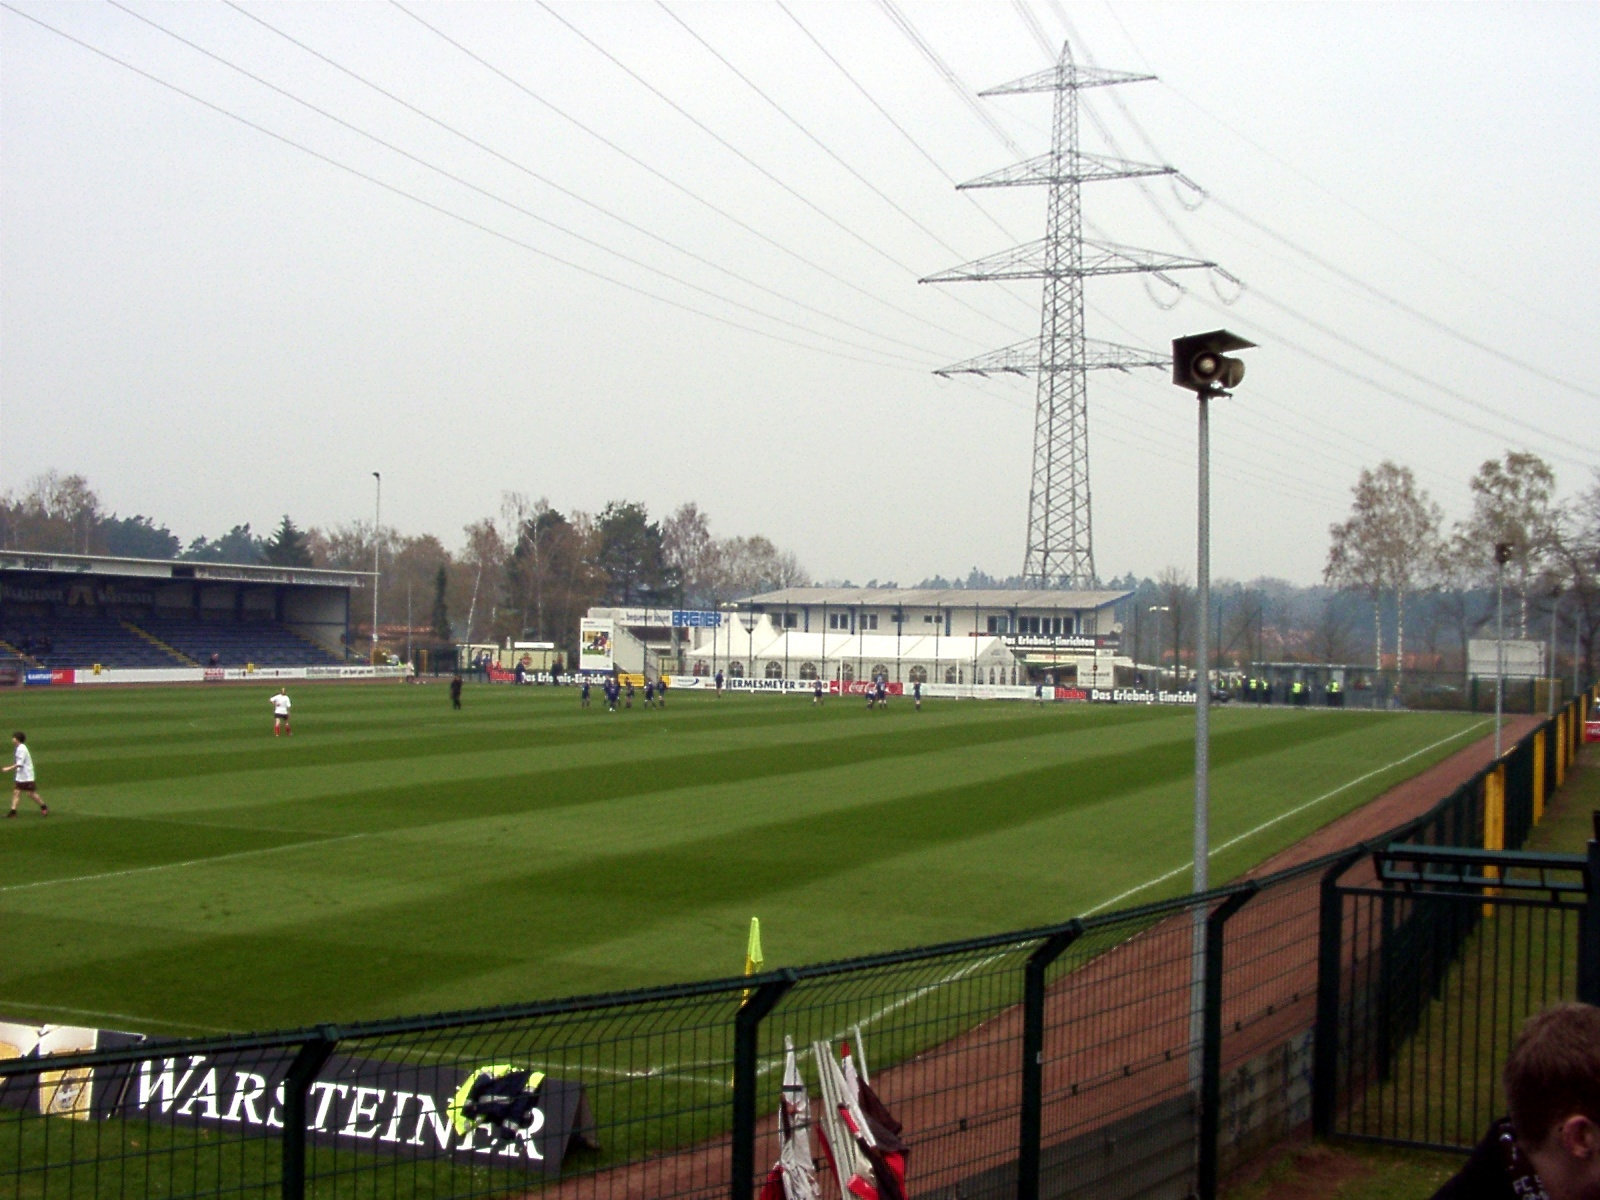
[921,44,1213,588]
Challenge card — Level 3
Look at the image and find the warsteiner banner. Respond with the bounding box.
[121,1051,595,1172]
[1,1031,595,1175]
[579,619,615,674]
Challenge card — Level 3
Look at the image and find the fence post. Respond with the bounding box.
[731,974,795,1200]
[281,1026,339,1200]
[1197,887,1257,1200]
[1017,924,1082,1200]
[1313,848,1366,1137]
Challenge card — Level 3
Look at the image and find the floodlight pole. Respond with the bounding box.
[371,472,381,662]
[1494,544,1509,760]
[1149,605,1169,690]
[1548,591,1562,718]
[1189,388,1214,1092]
[1171,329,1252,1118]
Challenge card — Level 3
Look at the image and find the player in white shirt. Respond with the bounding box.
[4,731,47,817]
[271,689,293,737]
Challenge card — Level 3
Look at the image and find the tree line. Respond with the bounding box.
[3,453,1595,680]
[1123,453,1599,687]
[0,475,807,660]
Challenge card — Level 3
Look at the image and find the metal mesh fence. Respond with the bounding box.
[3,690,1594,1200]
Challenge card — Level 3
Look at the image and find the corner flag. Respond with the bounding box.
[745,917,764,977]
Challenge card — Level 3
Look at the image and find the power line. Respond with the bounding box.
[388,1,1009,350]
[532,0,1022,339]
[0,2,928,373]
[214,0,955,364]
[658,1,1010,276]
[104,0,943,370]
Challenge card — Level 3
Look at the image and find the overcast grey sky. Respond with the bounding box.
[3,1,1595,586]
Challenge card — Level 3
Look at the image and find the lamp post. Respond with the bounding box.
[371,472,381,663]
[1172,329,1254,1149]
[1494,542,1511,760]
[1547,589,1562,718]
[1149,605,1170,691]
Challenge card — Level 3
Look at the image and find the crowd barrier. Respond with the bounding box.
[2,690,1593,1200]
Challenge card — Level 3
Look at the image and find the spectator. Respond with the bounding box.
[1432,1002,1600,1200]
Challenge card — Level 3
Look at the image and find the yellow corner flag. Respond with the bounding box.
[741,918,763,1005]
[744,917,764,977]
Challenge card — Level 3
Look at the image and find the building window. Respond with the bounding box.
[765,661,783,678]
[830,612,849,630]
[840,662,854,682]
[909,665,927,683]
[945,666,958,684]
[782,612,798,629]
[871,664,888,682]
[861,613,878,630]
[924,614,938,624]
[799,661,818,680]
[728,661,745,678]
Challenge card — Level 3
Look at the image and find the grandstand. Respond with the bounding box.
[0,550,366,674]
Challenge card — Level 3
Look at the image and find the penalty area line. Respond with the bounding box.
[1082,718,1493,918]
[0,832,372,895]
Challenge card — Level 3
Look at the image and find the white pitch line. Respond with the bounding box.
[0,832,371,894]
[1082,718,1493,917]
[0,999,237,1036]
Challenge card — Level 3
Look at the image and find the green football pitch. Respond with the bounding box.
[0,682,1490,1038]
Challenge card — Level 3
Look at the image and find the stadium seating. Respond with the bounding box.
[0,612,343,669]
[136,616,343,668]
[2,612,180,669]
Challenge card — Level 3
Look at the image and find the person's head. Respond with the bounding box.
[11,732,23,746]
[1508,1003,1600,1200]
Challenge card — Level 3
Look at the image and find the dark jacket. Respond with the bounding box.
[1431,1119,1550,1200]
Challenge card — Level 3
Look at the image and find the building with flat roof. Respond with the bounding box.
[585,585,1131,689]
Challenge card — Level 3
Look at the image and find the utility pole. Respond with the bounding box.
[922,42,1214,588]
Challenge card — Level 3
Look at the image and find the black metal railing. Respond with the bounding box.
[3,690,1594,1200]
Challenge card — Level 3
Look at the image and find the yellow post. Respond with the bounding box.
[1557,712,1568,787]
[1483,765,1505,916]
[1532,731,1546,824]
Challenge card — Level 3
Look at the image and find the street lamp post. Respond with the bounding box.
[1494,542,1511,760]
[1149,605,1170,691]
[1172,329,1254,1162]
[371,472,382,663]
[1548,590,1562,718]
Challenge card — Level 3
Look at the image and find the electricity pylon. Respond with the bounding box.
[921,43,1213,589]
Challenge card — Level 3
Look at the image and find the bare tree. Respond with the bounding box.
[662,502,716,607]
[1154,567,1191,681]
[1325,462,1442,689]
[1458,451,1559,636]
[0,471,104,553]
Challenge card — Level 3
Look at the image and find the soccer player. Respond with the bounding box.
[271,688,292,736]
[813,679,823,705]
[644,679,656,708]
[4,732,46,817]
[913,680,922,711]
[580,680,591,708]
[714,670,724,698]
[449,675,463,710]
